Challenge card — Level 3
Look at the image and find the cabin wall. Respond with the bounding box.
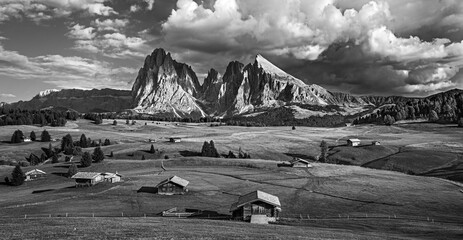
[158,182,185,195]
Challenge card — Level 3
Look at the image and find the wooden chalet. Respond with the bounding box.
[101,172,122,183]
[24,169,46,181]
[372,141,381,145]
[230,190,281,224]
[71,172,103,187]
[347,138,361,147]
[156,176,189,195]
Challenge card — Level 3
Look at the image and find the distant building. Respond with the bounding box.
[23,138,32,142]
[289,158,312,168]
[156,176,189,195]
[169,137,182,143]
[372,141,381,145]
[71,172,103,187]
[24,169,46,181]
[101,172,122,183]
[230,190,281,224]
[347,138,361,147]
[148,139,156,143]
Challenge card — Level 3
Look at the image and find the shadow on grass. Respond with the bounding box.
[32,189,54,194]
[186,209,231,220]
[52,172,68,177]
[137,186,158,194]
[179,151,201,157]
[284,153,315,160]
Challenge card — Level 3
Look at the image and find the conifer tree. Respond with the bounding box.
[79,134,88,148]
[41,129,51,142]
[30,131,36,141]
[320,140,328,162]
[92,146,105,163]
[11,130,24,143]
[81,152,92,167]
[10,165,25,186]
[150,144,155,154]
[67,163,78,178]
[52,153,59,163]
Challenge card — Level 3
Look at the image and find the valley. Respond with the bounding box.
[0,120,462,239]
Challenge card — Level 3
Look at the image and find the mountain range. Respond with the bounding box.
[3,48,462,121]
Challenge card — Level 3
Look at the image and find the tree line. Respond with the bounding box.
[0,108,78,127]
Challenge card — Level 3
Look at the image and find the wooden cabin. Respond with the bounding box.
[156,176,189,195]
[101,172,122,183]
[347,138,361,147]
[71,172,103,187]
[230,190,281,224]
[169,137,182,143]
[289,158,312,168]
[372,141,381,145]
[24,169,46,181]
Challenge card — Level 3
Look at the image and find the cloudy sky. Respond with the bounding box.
[1,0,463,102]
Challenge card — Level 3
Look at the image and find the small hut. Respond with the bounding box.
[24,169,46,181]
[101,172,122,183]
[347,138,361,147]
[169,137,182,143]
[71,172,103,187]
[289,158,312,168]
[230,190,281,224]
[156,176,189,195]
[372,141,381,145]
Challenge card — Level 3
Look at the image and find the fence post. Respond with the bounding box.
[92,213,94,218]
[307,214,310,219]
[144,214,146,218]
[338,214,341,218]
[66,213,68,218]
[122,212,124,217]
[394,214,396,219]
[300,214,302,220]
[24,214,27,219]
[49,214,51,218]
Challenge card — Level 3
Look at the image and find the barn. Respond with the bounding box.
[169,137,182,143]
[230,190,281,224]
[156,176,189,195]
[24,169,46,181]
[347,138,361,147]
[71,172,103,187]
[101,172,122,183]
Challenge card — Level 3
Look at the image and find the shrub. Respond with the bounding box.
[141,155,146,160]
[81,152,92,167]
[227,151,237,158]
[109,151,114,157]
[113,120,117,125]
[103,139,111,146]
[201,140,220,157]
[150,144,155,154]
[52,154,59,163]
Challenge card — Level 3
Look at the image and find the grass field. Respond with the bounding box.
[0,120,462,239]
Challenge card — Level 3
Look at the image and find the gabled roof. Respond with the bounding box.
[25,169,46,175]
[290,158,310,165]
[231,190,280,212]
[71,172,101,179]
[156,176,189,188]
[347,138,361,142]
[101,172,122,177]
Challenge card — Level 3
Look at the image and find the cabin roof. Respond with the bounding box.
[347,138,361,142]
[156,175,189,188]
[101,172,122,177]
[25,169,46,175]
[231,190,280,211]
[71,172,101,179]
[290,158,310,165]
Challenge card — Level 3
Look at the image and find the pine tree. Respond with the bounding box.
[81,152,92,167]
[458,117,463,127]
[320,140,328,162]
[141,155,145,160]
[67,163,78,178]
[150,144,155,154]
[292,126,296,130]
[41,129,51,142]
[11,130,24,143]
[103,139,111,146]
[113,120,117,125]
[30,131,36,141]
[10,165,25,186]
[227,151,236,158]
[92,146,105,163]
[79,134,88,148]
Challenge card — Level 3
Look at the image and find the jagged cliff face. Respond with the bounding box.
[132,49,205,117]
[199,54,343,116]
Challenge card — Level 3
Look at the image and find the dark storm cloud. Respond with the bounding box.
[159,0,463,96]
